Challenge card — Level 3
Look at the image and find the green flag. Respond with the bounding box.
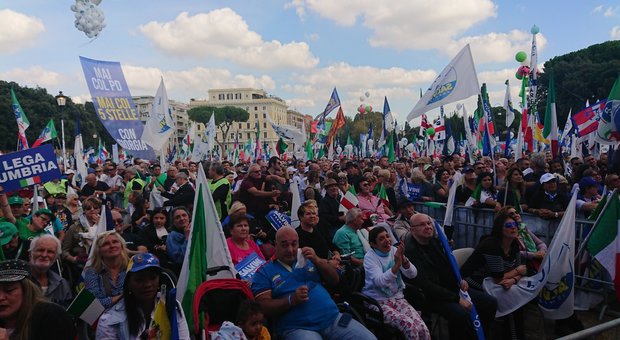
[387,130,395,162]
[276,137,288,155]
[306,137,314,161]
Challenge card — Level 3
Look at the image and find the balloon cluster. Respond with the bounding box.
[514,25,540,80]
[71,0,106,39]
[357,91,372,114]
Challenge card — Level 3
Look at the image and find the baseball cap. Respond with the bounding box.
[323,178,338,188]
[126,253,161,273]
[423,164,433,172]
[0,260,31,282]
[462,166,474,174]
[579,176,597,189]
[286,166,298,174]
[0,222,17,246]
[540,173,557,184]
[34,208,55,220]
[8,196,24,206]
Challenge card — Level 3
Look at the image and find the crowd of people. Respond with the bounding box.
[0,149,615,339]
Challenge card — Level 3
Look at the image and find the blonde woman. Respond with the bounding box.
[84,231,130,309]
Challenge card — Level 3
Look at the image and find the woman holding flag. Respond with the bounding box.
[461,210,529,339]
[96,253,190,339]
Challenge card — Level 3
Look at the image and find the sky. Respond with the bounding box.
[1,0,619,127]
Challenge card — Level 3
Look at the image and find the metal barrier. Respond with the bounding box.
[411,202,613,319]
[555,317,620,340]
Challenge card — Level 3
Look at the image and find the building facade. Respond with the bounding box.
[189,88,290,155]
[133,96,189,148]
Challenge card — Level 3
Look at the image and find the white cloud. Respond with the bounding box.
[0,66,62,88]
[281,62,435,117]
[593,5,617,17]
[287,0,500,54]
[0,9,45,53]
[450,30,547,64]
[612,26,620,40]
[122,65,276,101]
[139,8,319,70]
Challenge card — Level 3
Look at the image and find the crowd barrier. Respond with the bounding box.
[411,202,614,317]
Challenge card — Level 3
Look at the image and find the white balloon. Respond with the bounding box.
[401,138,408,145]
[91,0,102,5]
[365,91,370,98]
[359,96,365,102]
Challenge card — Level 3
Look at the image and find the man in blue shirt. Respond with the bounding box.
[252,227,375,339]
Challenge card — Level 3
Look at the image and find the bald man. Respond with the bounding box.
[79,173,111,200]
[404,214,496,340]
[252,227,375,340]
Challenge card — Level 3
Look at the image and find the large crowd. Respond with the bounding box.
[0,150,615,340]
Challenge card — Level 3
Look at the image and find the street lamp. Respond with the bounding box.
[55,91,67,170]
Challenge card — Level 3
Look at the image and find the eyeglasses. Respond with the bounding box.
[504,221,518,229]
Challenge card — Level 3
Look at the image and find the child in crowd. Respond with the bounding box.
[211,300,270,340]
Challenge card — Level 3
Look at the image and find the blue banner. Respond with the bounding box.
[79,56,156,160]
[0,145,62,192]
[235,252,266,282]
[434,220,485,340]
[266,209,292,231]
[406,183,422,201]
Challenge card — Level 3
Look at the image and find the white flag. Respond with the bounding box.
[504,80,516,127]
[141,78,175,151]
[484,184,577,318]
[407,44,480,121]
[266,115,305,146]
[74,133,88,189]
[205,113,216,152]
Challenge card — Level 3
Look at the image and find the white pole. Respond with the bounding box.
[61,118,68,170]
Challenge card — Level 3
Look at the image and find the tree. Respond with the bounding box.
[536,40,620,129]
[0,81,115,153]
[187,105,249,152]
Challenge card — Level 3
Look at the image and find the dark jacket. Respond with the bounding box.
[318,194,342,237]
[404,234,461,304]
[162,182,195,209]
[28,301,77,340]
[36,270,74,307]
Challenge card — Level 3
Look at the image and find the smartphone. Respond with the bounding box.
[338,313,352,328]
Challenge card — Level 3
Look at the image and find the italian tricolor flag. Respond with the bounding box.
[586,192,620,300]
[339,186,359,213]
[19,176,41,187]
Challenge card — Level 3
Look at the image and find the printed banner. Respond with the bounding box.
[0,145,62,192]
[79,56,156,160]
[235,252,266,282]
[266,209,292,231]
[407,183,422,201]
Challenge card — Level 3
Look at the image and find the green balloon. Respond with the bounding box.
[515,51,527,63]
[365,105,372,112]
[426,127,435,136]
[515,71,523,80]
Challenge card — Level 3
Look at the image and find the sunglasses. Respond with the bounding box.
[504,221,518,229]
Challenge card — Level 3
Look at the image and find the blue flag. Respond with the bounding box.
[504,129,512,159]
[434,220,486,340]
[316,87,341,128]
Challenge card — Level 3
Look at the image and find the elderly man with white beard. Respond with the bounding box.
[29,234,74,307]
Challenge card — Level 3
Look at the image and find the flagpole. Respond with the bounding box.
[575,189,616,262]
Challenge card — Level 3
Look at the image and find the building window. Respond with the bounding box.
[263,113,266,119]
[246,107,250,111]
[225,145,228,150]
[263,122,267,129]
[231,133,235,139]
[218,94,224,100]
[238,123,242,129]
[247,123,250,129]
[254,106,258,111]
[238,132,242,138]
[247,133,251,139]
[263,106,266,110]
[263,132,267,138]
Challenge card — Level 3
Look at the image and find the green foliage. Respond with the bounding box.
[187,105,249,151]
[0,81,115,152]
[537,40,620,128]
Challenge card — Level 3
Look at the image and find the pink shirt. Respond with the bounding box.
[357,194,390,222]
[226,238,265,265]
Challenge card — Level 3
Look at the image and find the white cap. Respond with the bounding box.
[540,173,556,184]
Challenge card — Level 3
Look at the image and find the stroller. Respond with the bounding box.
[191,266,255,337]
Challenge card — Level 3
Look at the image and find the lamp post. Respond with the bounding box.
[55,91,67,170]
